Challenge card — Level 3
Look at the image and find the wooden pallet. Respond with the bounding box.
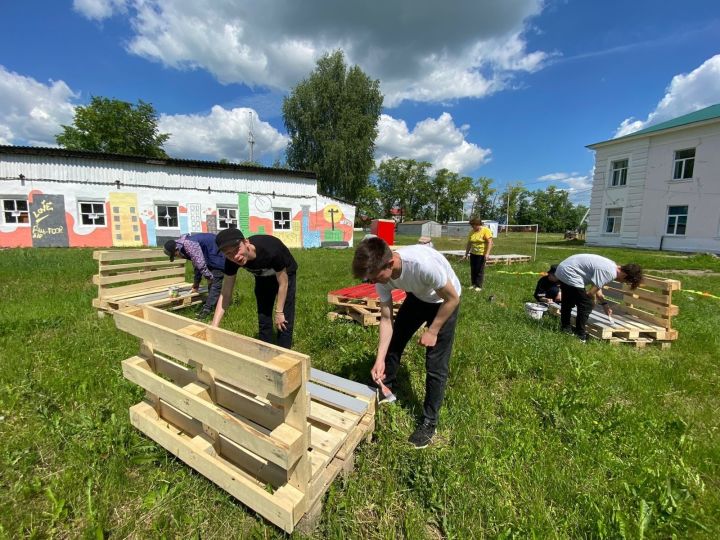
[439,251,531,265]
[547,274,681,346]
[114,305,375,533]
[92,249,206,314]
[327,283,405,326]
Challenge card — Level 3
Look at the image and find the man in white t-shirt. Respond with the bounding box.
[352,237,461,449]
[555,253,643,342]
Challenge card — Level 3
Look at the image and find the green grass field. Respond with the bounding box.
[1,234,719,538]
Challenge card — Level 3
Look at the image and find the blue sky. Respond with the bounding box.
[1,0,719,205]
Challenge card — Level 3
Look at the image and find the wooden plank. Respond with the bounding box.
[114,309,302,398]
[99,277,186,299]
[639,275,682,291]
[123,357,304,468]
[307,382,368,415]
[310,368,376,400]
[93,266,186,286]
[130,402,298,533]
[309,400,360,432]
[94,249,169,262]
[309,421,346,457]
[99,259,185,272]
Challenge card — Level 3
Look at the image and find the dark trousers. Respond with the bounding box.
[382,293,459,425]
[559,282,592,337]
[470,254,487,288]
[203,269,225,311]
[255,273,296,349]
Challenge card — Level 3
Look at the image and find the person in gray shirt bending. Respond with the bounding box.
[554,254,643,342]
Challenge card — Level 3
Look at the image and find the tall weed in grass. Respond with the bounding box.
[1,240,718,538]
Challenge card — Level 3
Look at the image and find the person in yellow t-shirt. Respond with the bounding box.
[462,217,493,291]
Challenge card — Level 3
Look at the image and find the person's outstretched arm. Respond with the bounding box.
[211,273,236,327]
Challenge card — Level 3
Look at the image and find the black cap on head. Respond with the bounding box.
[163,239,177,261]
[215,227,245,250]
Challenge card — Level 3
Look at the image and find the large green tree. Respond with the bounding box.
[375,158,432,221]
[429,168,474,222]
[283,50,383,201]
[470,176,496,219]
[56,97,169,158]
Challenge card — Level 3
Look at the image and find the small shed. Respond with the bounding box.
[396,220,442,238]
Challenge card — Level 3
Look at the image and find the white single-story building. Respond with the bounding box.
[0,146,355,249]
[396,220,442,238]
[585,104,720,253]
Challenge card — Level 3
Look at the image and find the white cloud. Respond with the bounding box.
[73,0,128,20]
[538,171,592,204]
[615,54,720,137]
[80,0,548,106]
[0,66,77,146]
[375,112,491,174]
[159,106,288,163]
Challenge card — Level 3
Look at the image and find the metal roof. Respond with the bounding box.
[588,103,720,148]
[0,144,316,180]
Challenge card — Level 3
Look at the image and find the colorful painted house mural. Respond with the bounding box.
[0,146,355,249]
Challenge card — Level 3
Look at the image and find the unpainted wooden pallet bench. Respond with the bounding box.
[92,248,205,314]
[439,251,531,265]
[547,275,681,347]
[327,283,406,326]
[114,305,375,533]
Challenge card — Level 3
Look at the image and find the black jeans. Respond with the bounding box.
[470,254,487,288]
[203,269,225,312]
[382,292,459,425]
[559,282,592,337]
[254,273,296,349]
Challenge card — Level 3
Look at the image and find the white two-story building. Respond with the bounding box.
[586,104,720,254]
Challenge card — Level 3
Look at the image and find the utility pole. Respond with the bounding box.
[505,186,510,236]
[247,111,255,163]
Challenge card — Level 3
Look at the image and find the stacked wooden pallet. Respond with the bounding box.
[547,275,681,348]
[93,249,206,314]
[114,305,375,533]
[327,283,406,326]
[439,251,531,265]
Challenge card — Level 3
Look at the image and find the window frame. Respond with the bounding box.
[77,200,107,227]
[1,197,30,226]
[609,158,628,187]
[666,205,688,236]
[155,203,179,229]
[273,208,292,231]
[672,148,695,180]
[217,205,238,230]
[604,207,623,234]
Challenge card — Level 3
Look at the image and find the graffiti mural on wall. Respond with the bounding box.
[1,189,354,248]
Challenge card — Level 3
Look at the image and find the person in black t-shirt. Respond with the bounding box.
[213,228,298,348]
[533,264,561,304]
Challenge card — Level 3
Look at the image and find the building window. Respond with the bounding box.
[2,198,29,225]
[273,209,291,231]
[673,148,695,180]
[218,206,238,230]
[604,208,622,234]
[156,204,179,228]
[78,201,106,226]
[610,159,628,186]
[666,206,688,236]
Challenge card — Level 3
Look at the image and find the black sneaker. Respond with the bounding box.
[560,326,573,335]
[408,420,436,449]
[577,333,589,343]
[195,309,212,321]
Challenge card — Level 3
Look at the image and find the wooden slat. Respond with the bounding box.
[309,400,360,432]
[94,249,169,262]
[307,382,368,415]
[99,259,185,272]
[114,309,302,398]
[310,368,376,400]
[93,266,186,286]
[130,402,298,533]
[309,422,346,457]
[98,277,186,299]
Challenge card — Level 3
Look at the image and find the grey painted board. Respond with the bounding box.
[310,368,376,398]
[30,194,69,247]
[307,382,368,415]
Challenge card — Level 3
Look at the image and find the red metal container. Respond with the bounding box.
[370,219,395,245]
